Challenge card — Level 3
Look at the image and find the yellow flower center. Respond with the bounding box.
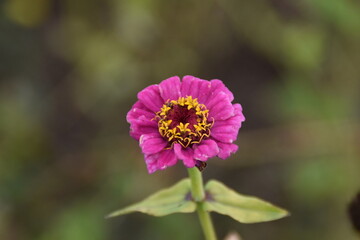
[155,96,213,148]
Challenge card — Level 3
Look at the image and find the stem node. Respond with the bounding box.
[187,167,217,240]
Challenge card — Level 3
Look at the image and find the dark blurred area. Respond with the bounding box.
[0,0,359,239]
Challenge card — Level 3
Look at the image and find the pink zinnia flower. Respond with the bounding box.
[127,76,245,173]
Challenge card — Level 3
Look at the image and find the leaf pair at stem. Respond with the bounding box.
[107,178,288,224]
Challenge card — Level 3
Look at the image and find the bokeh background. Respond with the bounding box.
[1,0,360,239]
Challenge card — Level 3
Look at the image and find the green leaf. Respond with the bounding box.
[107,179,195,218]
[204,180,289,223]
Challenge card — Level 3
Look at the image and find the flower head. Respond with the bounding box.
[127,76,245,173]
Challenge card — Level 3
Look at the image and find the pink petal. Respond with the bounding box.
[196,82,213,104]
[140,133,168,155]
[137,84,163,113]
[211,125,238,144]
[159,76,181,101]
[211,103,245,143]
[144,154,158,174]
[206,91,234,120]
[156,149,178,170]
[173,143,196,168]
[216,142,238,159]
[181,75,200,98]
[210,79,234,102]
[233,103,245,121]
[193,139,219,161]
[181,76,212,103]
[129,115,158,140]
[144,149,178,174]
[127,101,158,140]
[127,101,155,121]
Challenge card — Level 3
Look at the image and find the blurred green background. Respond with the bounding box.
[1,0,360,239]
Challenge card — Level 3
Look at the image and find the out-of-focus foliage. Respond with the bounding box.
[0,0,359,239]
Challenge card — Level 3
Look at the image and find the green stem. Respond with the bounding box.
[188,167,217,240]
